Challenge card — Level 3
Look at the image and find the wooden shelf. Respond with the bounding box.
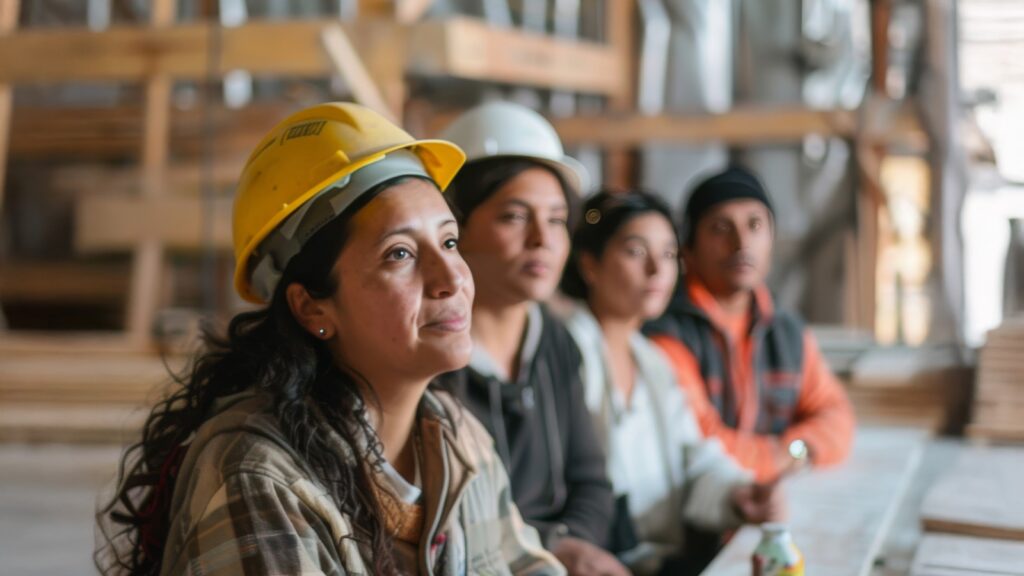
[0,17,624,96]
[0,261,129,303]
[408,17,624,97]
[553,107,857,146]
[75,193,233,252]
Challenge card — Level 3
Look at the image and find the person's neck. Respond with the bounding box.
[360,375,429,484]
[590,304,639,353]
[588,302,640,400]
[712,288,753,317]
[472,298,530,379]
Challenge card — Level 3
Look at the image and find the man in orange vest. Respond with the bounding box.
[646,165,855,482]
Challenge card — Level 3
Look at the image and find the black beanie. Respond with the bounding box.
[681,165,774,245]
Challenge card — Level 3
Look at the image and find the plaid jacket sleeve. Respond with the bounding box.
[161,472,349,576]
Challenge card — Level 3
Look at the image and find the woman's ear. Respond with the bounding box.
[285,282,334,340]
[579,252,600,287]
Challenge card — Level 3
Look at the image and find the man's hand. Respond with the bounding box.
[551,536,631,576]
[730,481,786,525]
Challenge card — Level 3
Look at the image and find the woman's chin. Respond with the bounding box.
[423,338,474,375]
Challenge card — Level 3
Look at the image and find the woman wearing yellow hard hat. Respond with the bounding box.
[96,102,564,576]
[440,101,630,576]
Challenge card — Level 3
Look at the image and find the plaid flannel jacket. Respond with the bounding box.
[158,390,564,576]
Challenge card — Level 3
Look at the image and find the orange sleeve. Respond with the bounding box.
[780,332,856,469]
[650,334,785,482]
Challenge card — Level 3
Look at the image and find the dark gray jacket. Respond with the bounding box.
[447,304,614,549]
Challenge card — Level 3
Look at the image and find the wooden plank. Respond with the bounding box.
[51,160,246,196]
[0,354,178,404]
[967,424,1024,443]
[972,317,1024,436]
[553,107,858,147]
[320,24,397,123]
[0,332,141,355]
[603,0,637,190]
[75,194,233,251]
[407,17,622,95]
[0,261,129,303]
[10,103,283,160]
[0,20,329,83]
[868,439,965,576]
[125,0,174,347]
[396,0,435,23]
[971,404,1024,426]
[911,534,1024,576]
[606,0,636,109]
[12,104,876,161]
[0,18,621,95]
[0,0,21,245]
[701,428,927,576]
[921,446,1024,541]
[0,403,148,443]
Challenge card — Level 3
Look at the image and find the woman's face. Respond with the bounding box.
[583,212,678,324]
[458,167,570,307]
[322,179,474,384]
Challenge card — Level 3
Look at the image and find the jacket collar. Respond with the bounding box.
[669,275,776,337]
[376,391,478,569]
[467,302,543,384]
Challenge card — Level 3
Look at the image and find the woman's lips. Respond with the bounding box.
[521,259,551,277]
[424,313,469,332]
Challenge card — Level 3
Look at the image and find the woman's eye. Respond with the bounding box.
[387,247,412,261]
[549,217,568,227]
[500,212,528,223]
[443,238,459,250]
[750,219,763,230]
[626,247,646,258]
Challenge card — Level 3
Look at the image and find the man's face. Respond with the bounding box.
[683,199,773,296]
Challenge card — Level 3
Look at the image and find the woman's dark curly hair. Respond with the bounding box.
[96,177,434,575]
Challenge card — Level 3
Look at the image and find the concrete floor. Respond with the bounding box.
[0,443,123,575]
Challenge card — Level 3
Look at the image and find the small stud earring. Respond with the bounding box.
[318,328,327,338]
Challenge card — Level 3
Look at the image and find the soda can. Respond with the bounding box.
[751,523,804,576]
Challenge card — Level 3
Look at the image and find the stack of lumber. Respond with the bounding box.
[911,534,1024,576]
[968,316,1024,441]
[912,446,1024,575]
[920,446,1024,541]
[0,343,184,444]
[847,346,972,434]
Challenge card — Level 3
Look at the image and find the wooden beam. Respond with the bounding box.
[0,332,141,356]
[125,0,174,348]
[554,107,858,146]
[320,24,397,123]
[603,0,637,190]
[10,103,285,160]
[75,194,233,252]
[51,161,245,196]
[407,17,622,94]
[0,0,21,240]
[0,261,129,303]
[396,0,435,23]
[0,20,328,83]
[606,0,635,110]
[17,103,923,162]
[871,0,892,96]
[0,17,622,95]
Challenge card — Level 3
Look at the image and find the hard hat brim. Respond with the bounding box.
[233,138,465,304]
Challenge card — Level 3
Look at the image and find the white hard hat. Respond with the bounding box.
[440,101,589,193]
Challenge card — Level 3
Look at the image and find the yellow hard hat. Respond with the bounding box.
[232,102,465,304]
